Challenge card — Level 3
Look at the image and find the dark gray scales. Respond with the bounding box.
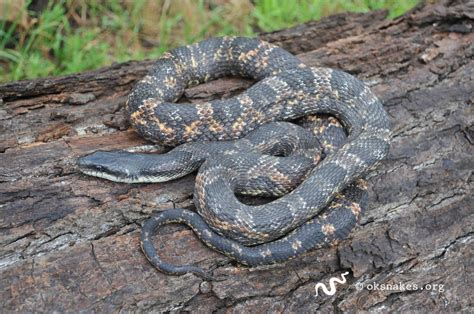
[77,36,391,279]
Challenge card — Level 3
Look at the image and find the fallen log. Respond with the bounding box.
[0,0,472,311]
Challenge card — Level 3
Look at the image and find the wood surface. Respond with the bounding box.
[1,0,473,311]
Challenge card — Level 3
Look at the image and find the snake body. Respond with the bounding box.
[78,121,322,185]
[77,36,391,278]
[138,115,369,279]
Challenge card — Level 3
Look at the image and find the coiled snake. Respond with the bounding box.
[77,37,391,279]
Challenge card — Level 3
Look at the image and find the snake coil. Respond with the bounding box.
[78,37,391,279]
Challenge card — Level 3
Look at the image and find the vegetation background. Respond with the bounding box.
[0,0,422,83]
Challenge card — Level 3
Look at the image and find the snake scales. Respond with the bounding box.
[77,36,391,279]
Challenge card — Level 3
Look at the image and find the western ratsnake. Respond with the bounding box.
[77,36,391,279]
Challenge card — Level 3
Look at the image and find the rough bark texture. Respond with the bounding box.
[1,0,473,312]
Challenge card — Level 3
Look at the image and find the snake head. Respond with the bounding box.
[77,150,201,183]
[77,150,139,183]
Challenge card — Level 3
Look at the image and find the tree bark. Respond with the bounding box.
[1,0,472,311]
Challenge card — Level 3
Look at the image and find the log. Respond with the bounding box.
[1,0,473,311]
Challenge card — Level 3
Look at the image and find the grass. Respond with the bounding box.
[0,0,420,83]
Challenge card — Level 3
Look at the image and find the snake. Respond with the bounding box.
[314,271,350,297]
[77,36,391,279]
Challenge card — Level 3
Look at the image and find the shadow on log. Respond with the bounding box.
[0,0,472,311]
